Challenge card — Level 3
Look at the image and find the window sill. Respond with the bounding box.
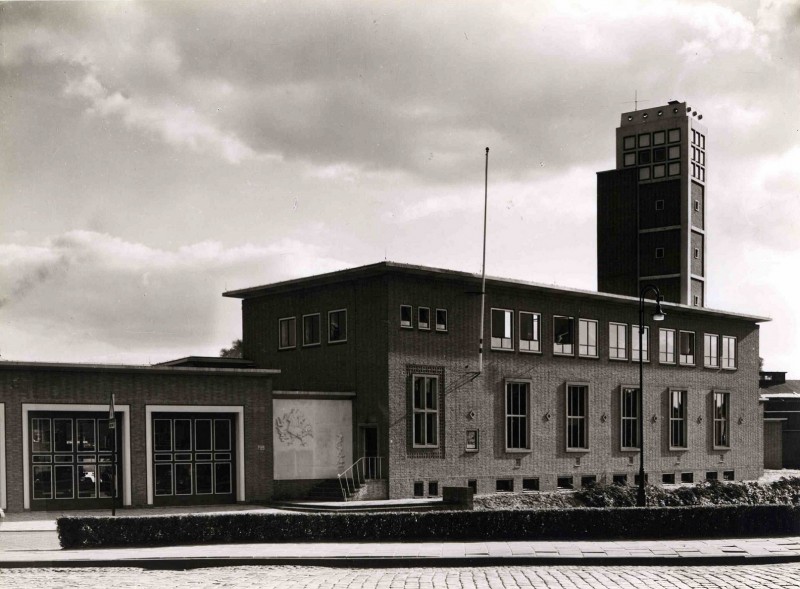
[703,364,720,370]
[491,347,515,352]
[669,446,688,452]
[504,448,531,454]
[302,343,321,348]
[609,356,629,362]
[412,445,440,450]
[418,327,430,331]
[465,448,479,453]
[578,354,599,360]
[278,347,296,351]
[566,448,590,453]
[435,328,448,333]
[721,367,738,371]
[553,352,575,358]
[519,349,542,355]
[679,363,696,368]
[713,446,731,451]
[400,325,413,329]
[328,339,348,345]
[659,361,677,366]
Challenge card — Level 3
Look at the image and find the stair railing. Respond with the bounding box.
[337,456,382,501]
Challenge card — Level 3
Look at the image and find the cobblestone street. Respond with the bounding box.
[2,564,800,588]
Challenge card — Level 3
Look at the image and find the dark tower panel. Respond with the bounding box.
[597,168,638,298]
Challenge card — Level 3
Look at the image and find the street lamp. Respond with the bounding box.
[637,285,665,507]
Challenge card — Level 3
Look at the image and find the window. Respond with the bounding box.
[638,150,651,164]
[632,325,649,362]
[278,317,296,349]
[553,316,574,355]
[624,152,635,166]
[613,474,628,485]
[506,381,529,450]
[428,481,439,496]
[655,247,664,259]
[670,390,688,449]
[694,248,700,259]
[418,307,430,330]
[467,479,477,494]
[522,478,539,491]
[623,135,635,150]
[609,322,627,359]
[694,295,700,306]
[581,476,597,488]
[723,470,735,481]
[668,128,680,143]
[659,328,676,364]
[412,375,438,448]
[496,479,514,492]
[668,145,680,159]
[714,392,730,448]
[655,199,665,211]
[721,336,736,369]
[681,472,694,483]
[620,387,640,450]
[566,384,588,450]
[557,476,573,490]
[653,147,666,162]
[653,164,666,178]
[662,473,676,484]
[638,133,650,147]
[706,471,718,481]
[466,429,479,452]
[653,131,665,145]
[400,305,412,328]
[639,167,651,181]
[704,334,719,368]
[668,162,680,176]
[491,308,513,350]
[302,313,321,346]
[578,319,598,358]
[413,481,424,497]
[519,312,541,352]
[435,309,447,332]
[328,309,347,343]
[679,331,695,365]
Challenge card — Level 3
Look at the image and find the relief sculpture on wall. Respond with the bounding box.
[274,407,313,446]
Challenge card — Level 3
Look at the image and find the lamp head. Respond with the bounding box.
[652,297,666,322]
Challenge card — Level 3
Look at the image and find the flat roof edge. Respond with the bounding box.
[0,361,280,377]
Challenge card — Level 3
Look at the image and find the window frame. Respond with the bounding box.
[620,385,640,451]
[659,328,676,365]
[418,307,431,331]
[278,316,296,350]
[609,322,628,360]
[713,391,731,449]
[669,389,688,450]
[566,382,589,452]
[704,333,720,368]
[400,305,413,329]
[435,308,448,332]
[328,309,348,344]
[655,247,665,259]
[465,429,479,452]
[553,315,575,356]
[578,318,598,358]
[721,336,737,370]
[632,325,650,363]
[411,374,439,449]
[505,380,530,452]
[491,308,514,351]
[519,311,541,353]
[679,330,695,366]
[302,313,321,347]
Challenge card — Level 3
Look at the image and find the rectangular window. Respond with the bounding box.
[668,128,680,143]
[400,305,412,328]
[466,429,479,452]
[566,384,588,450]
[609,322,627,360]
[613,474,628,485]
[620,387,640,450]
[670,390,688,449]
[557,476,573,490]
[638,133,650,147]
[519,312,541,352]
[428,481,439,496]
[522,478,539,491]
[302,313,321,346]
[328,309,347,343]
[506,381,529,450]
[553,316,574,355]
[413,481,424,497]
[668,145,680,159]
[624,152,636,166]
[655,199,664,211]
[418,307,430,330]
[491,308,513,350]
[496,479,514,492]
[638,150,651,164]
[653,164,666,178]
[681,472,694,483]
[704,334,719,368]
[653,131,665,145]
[632,325,649,362]
[655,247,664,258]
[653,147,666,162]
[578,319,598,358]
[721,336,736,369]
[668,162,681,176]
[278,317,296,349]
[714,392,730,448]
[623,135,635,150]
[435,309,447,332]
[679,331,695,365]
[639,166,651,181]
[412,375,439,448]
[694,248,700,259]
[659,328,676,364]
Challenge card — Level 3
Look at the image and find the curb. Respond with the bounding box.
[2,553,800,569]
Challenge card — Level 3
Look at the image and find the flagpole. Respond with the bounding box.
[479,147,489,373]
[108,393,116,516]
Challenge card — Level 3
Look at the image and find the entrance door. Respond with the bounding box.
[362,426,378,479]
[29,411,122,511]
[152,413,236,506]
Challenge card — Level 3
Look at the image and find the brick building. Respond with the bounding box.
[225,261,767,499]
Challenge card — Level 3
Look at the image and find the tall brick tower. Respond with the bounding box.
[597,101,707,306]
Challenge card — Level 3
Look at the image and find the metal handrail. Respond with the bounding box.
[337,456,382,501]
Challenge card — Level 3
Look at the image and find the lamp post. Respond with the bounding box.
[637,285,666,507]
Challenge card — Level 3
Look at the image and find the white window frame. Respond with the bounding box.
[491,308,514,351]
[553,315,574,356]
[704,333,719,368]
[328,309,348,344]
[721,336,737,369]
[669,389,688,450]
[620,386,640,450]
[659,328,676,364]
[713,391,731,449]
[632,325,650,362]
[302,313,321,347]
[435,308,448,332]
[505,380,530,451]
[609,322,627,360]
[578,319,598,358]
[679,330,695,366]
[418,307,430,330]
[411,375,439,448]
[519,311,541,353]
[400,305,413,329]
[278,316,296,350]
[566,383,589,451]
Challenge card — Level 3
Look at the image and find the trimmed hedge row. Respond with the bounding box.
[58,504,800,549]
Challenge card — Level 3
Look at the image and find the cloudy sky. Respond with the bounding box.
[1,0,798,375]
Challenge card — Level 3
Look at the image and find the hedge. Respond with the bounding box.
[58,504,800,549]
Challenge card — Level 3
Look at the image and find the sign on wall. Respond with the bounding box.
[272,398,352,480]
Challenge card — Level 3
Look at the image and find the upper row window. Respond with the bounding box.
[279,309,347,349]
[401,305,447,332]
